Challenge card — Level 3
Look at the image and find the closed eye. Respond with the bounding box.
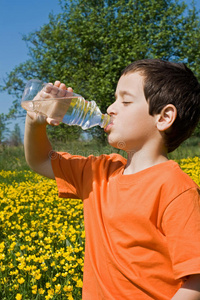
[122,102,132,105]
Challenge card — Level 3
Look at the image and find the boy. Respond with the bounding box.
[24,59,200,299]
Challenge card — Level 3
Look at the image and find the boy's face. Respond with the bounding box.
[106,72,159,152]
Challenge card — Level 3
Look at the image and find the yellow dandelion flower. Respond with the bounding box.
[48,288,54,296]
[76,279,83,288]
[0,253,5,260]
[15,294,22,300]
[35,273,42,280]
[18,277,25,284]
[46,282,51,288]
[0,242,5,252]
[77,258,83,264]
[1,265,5,271]
[67,294,74,300]
[63,285,73,292]
[55,284,61,293]
[45,295,53,300]
[14,284,19,290]
[61,272,68,277]
[38,288,45,294]
[42,265,48,271]
[18,262,26,270]
[32,284,37,294]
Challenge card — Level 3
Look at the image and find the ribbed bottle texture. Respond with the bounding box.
[62,97,110,129]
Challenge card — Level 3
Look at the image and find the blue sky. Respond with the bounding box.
[0,0,199,137]
[0,0,62,136]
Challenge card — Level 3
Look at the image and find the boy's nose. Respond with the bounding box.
[107,102,116,115]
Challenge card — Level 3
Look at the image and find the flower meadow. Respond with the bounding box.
[0,171,84,300]
[0,156,200,300]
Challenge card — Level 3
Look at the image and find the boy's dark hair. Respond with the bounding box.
[122,59,200,153]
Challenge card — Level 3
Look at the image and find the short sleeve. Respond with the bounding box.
[51,152,93,199]
[51,152,126,200]
[162,187,200,279]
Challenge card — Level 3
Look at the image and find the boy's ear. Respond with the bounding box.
[156,104,177,131]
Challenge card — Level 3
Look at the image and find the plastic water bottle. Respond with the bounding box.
[21,79,110,130]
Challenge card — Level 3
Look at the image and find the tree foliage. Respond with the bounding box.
[1,0,200,140]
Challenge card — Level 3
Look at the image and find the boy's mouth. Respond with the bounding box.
[104,120,114,133]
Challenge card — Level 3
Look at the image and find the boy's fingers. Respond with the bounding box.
[44,83,60,95]
[47,82,67,96]
[56,82,67,97]
[27,111,59,126]
[60,83,67,89]
[51,86,60,95]
[67,87,73,92]
[54,80,61,87]
[46,117,60,126]
[44,83,53,93]
[58,88,66,97]
[41,81,73,99]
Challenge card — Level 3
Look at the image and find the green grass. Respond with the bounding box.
[168,136,200,160]
[1,136,200,171]
[0,145,29,171]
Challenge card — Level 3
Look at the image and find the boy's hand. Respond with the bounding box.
[27,81,73,126]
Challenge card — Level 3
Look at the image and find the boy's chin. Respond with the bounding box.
[108,138,127,151]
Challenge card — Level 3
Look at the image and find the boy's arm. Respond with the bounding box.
[24,81,72,179]
[171,274,200,300]
[24,112,55,179]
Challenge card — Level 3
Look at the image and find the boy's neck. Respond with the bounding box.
[123,148,168,175]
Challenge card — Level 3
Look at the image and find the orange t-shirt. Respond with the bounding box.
[51,153,200,300]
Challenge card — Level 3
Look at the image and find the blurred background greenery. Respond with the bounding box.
[0,0,200,167]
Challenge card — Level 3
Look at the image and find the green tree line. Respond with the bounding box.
[1,0,200,142]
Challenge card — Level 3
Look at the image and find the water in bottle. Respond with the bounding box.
[21,79,110,130]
